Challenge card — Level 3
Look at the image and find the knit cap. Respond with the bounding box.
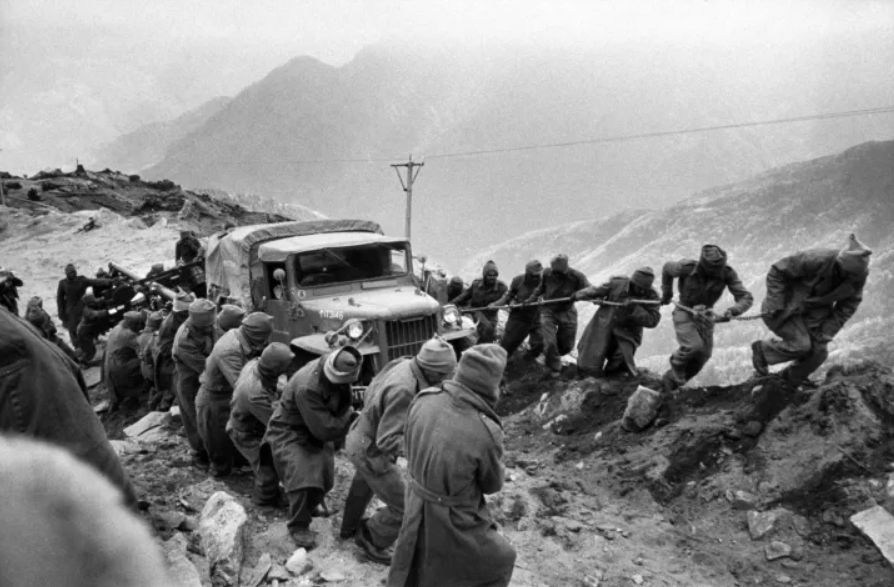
[173,291,194,313]
[259,342,295,374]
[550,254,569,273]
[150,263,164,273]
[525,260,543,275]
[324,346,362,384]
[631,267,655,291]
[82,293,97,306]
[146,311,164,330]
[188,299,217,328]
[217,304,246,332]
[241,312,274,345]
[123,311,145,330]
[454,343,507,402]
[416,336,458,374]
[482,260,499,278]
[838,233,872,275]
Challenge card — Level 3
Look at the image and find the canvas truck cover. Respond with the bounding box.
[205,219,383,308]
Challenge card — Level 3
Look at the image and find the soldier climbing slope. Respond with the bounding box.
[660,244,753,391]
[751,234,871,387]
[449,260,508,344]
[526,254,592,377]
[575,267,661,377]
[493,260,545,359]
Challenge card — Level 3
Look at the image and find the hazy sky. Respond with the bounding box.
[4,0,893,69]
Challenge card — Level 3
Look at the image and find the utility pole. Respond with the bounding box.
[391,155,424,240]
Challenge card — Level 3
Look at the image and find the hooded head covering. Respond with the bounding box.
[240,312,274,346]
[837,233,872,276]
[550,254,569,274]
[188,299,217,328]
[525,260,543,276]
[123,311,145,330]
[82,293,97,307]
[324,346,362,384]
[173,291,194,313]
[482,260,499,278]
[416,336,458,374]
[146,312,164,330]
[96,267,108,278]
[631,267,655,291]
[27,296,42,310]
[217,305,245,332]
[698,244,727,276]
[258,342,295,378]
[454,343,507,404]
[65,264,77,278]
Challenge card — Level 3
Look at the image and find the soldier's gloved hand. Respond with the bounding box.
[660,293,673,306]
[702,308,717,322]
[396,457,408,471]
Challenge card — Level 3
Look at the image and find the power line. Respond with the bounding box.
[211,104,894,165]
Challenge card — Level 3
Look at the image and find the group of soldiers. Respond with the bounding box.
[448,234,872,392]
[0,232,873,587]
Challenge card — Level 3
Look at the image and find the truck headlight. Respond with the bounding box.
[344,319,364,341]
[443,305,460,325]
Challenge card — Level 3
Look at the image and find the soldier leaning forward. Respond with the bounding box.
[449,260,508,344]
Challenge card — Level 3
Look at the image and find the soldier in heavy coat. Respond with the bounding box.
[526,254,592,377]
[752,234,871,385]
[449,260,508,344]
[660,245,753,390]
[226,342,294,506]
[103,312,148,411]
[56,264,109,347]
[197,311,273,477]
[343,337,458,563]
[493,260,544,358]
[265,346,362,549]
[388,344,515,587]
[0,266,24,315]
[173,300,218,468]
[76,293,117,364]
[151,291,192,411]
[0,310,138,507]
[138,312,163,385]
[24,296,78,362]
[575,268,662,377]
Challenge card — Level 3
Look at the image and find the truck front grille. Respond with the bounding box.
[385,315,439,361]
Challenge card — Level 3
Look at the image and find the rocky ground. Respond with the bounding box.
[85,354,894,587]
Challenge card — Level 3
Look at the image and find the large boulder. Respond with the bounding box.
[124,411,172,438]
[621,385,663,431]
[199,491,248,587]
[163,534,204,587]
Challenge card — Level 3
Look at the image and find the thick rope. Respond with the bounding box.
[672,300,768,323]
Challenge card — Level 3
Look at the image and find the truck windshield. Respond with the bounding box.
[294,243,410,287]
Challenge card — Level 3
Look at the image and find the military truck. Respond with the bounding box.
[204,219,473,382]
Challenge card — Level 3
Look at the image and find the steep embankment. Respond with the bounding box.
[464,139,894,385]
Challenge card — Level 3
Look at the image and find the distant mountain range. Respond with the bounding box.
[462,139,894,384]
[55,39,893,268]
[85,97,231,173]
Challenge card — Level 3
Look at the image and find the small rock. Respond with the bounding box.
[124,410,172,438]
[792,515,810,537]
[93,399,110,413]
[320,569,346,582]
[775,573,792,584]
[268,564,290,581]
[747,509,788,541]
[742,421,763,437]
[765,541,792,561]
[170,405,182,423]
[180,515,198,532]
[575,461,585,470]
[152,509,187,532]
[246,553,272,587]
[286,548,310,576]
[199,491,248,587]
[632,574,644,585]
[850,505,894,567]
[582,575,600,587]
[731,490,759,510]
[622,386,662,431]
[163,534,203,587]
[593,432,603,442]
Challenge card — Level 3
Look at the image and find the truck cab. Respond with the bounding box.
[205,219,471,381]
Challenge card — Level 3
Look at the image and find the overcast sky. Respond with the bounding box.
[4,0,893,69]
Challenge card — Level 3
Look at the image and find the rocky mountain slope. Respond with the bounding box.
[463,139,894,385]
[138,40,894,268]
[86,97,232,173]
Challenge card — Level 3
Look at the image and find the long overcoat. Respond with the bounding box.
[263,357,353,493]
[761,248,866,339]
[387,380,516,587]
[576,277,661,374]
